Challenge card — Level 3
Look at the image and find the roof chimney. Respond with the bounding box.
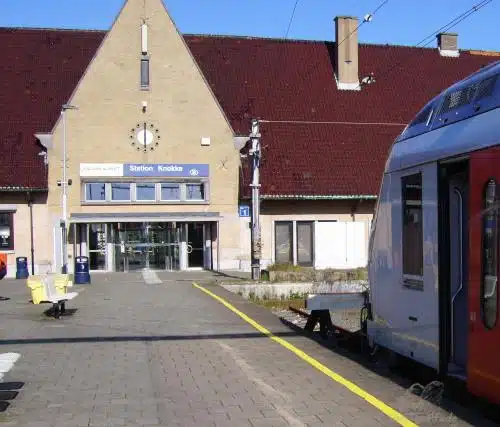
[437,32,459,58]
[334,16,360,90]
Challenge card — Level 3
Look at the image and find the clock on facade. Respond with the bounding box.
[130,122,161,152]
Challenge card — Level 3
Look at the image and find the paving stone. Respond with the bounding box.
[249,416,290,427]
[0,273,488,427]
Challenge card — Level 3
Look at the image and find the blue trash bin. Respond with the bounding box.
[74,256,91,285]
[15,257,29,279]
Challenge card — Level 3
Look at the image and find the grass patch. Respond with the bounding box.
[263,264,368,283]
[246,290,306,310]
[266,263,305,272]
[250,298,305,311]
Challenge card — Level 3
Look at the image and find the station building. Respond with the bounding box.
[1,0,498,277]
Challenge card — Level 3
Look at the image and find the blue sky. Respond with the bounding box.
[0,0,498,51]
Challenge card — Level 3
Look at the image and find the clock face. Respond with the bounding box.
[130,122,161,152]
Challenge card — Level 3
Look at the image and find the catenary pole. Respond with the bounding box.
[250,119,262,280]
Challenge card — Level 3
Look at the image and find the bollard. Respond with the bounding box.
[74,256,91,285]
[15,257,29,279]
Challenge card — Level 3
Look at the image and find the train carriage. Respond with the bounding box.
[366,60,500,405]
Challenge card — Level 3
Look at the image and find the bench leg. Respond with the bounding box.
[305,310,332,339]
[52,303,60,319]
[304,312,318,332]
[60,301,66,314]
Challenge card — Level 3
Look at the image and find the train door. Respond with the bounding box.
[468,147,500,405]
[438,160,469,379]
[448,169,469,376]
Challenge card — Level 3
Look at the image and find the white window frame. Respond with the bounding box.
[135,182,156,202]
[186,183,206,202]
[272,219,315,266]
[160,183,181,202]
[110,182,132,202]
[84,182,107,203]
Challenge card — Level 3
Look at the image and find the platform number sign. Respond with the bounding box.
[239,205,250,218]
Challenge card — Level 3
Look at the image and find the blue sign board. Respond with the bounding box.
[123,164,209,177]
[239,205,250,217]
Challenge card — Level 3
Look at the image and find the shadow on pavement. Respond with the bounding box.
[43,307,78,318]
[0,382,24,413]
[0,330,300,346]
[278,316,500,427]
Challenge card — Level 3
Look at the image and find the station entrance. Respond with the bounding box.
[113,222,182,272]
[72,221,215,273]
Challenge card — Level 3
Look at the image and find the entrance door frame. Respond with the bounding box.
[186,222,207,270]
[75,220,216,273]
[437,159,470,378]
[87,223,111,273]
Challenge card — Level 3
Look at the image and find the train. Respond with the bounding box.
[365,59,500,406]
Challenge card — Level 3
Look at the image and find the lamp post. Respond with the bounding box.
[60,103,78,274]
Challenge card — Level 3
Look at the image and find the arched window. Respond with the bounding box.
[482,179,498,329]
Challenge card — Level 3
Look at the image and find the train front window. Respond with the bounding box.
[482,179,498,329]
[402,173,424,281]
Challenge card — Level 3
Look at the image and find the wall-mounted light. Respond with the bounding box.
[141,23,148,55]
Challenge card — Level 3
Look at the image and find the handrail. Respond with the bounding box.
[450,187,464,361]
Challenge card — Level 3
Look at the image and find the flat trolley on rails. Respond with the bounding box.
[311,60,500,407]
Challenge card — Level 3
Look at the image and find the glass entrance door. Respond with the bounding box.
[89,223,107,271]
[187,223,205,268]
[113,222,181,272]
[124,224,146,271]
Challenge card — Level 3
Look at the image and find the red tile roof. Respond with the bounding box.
[0,28,104,190]
[186,36,500,197]
[0,27,499,195]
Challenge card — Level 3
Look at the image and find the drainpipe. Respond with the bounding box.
[351,199,361,222]
[27,192,35,275]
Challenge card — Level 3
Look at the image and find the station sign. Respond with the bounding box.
[239,205,250,217]
[80,163,209,178]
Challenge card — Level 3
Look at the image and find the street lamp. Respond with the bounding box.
[59,103,78,274]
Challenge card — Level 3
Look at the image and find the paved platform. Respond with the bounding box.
[0,271,496,426]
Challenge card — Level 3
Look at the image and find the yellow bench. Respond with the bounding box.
[27,274,79,318]
[27,274,72,304]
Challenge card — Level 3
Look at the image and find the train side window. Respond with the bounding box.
[402,173,424,287]
[482,179,498,329]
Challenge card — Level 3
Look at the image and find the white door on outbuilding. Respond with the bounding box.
[314,221,367,269]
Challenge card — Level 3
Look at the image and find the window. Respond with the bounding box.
[402,173,424,281]
[186,184,205,201]
[482,179,498,329]
[161,183,180,201]
[0,212,14,251]
[81,182,207,204]
[475,75,498,101]
[409,104,434,127]
[297,221,314,266]
[141,58,150,89]
[85,183,106,201]
[275,221,293,264]
[111,183,131,201]
[136,183,155,201]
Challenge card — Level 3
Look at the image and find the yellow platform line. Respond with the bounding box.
[193,282,418,427]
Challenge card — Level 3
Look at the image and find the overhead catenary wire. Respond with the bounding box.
[410,0,493,48]
[336,0,390,49]
[355,0,495,90]
[284,0,301,39]
[259,119,407,126]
